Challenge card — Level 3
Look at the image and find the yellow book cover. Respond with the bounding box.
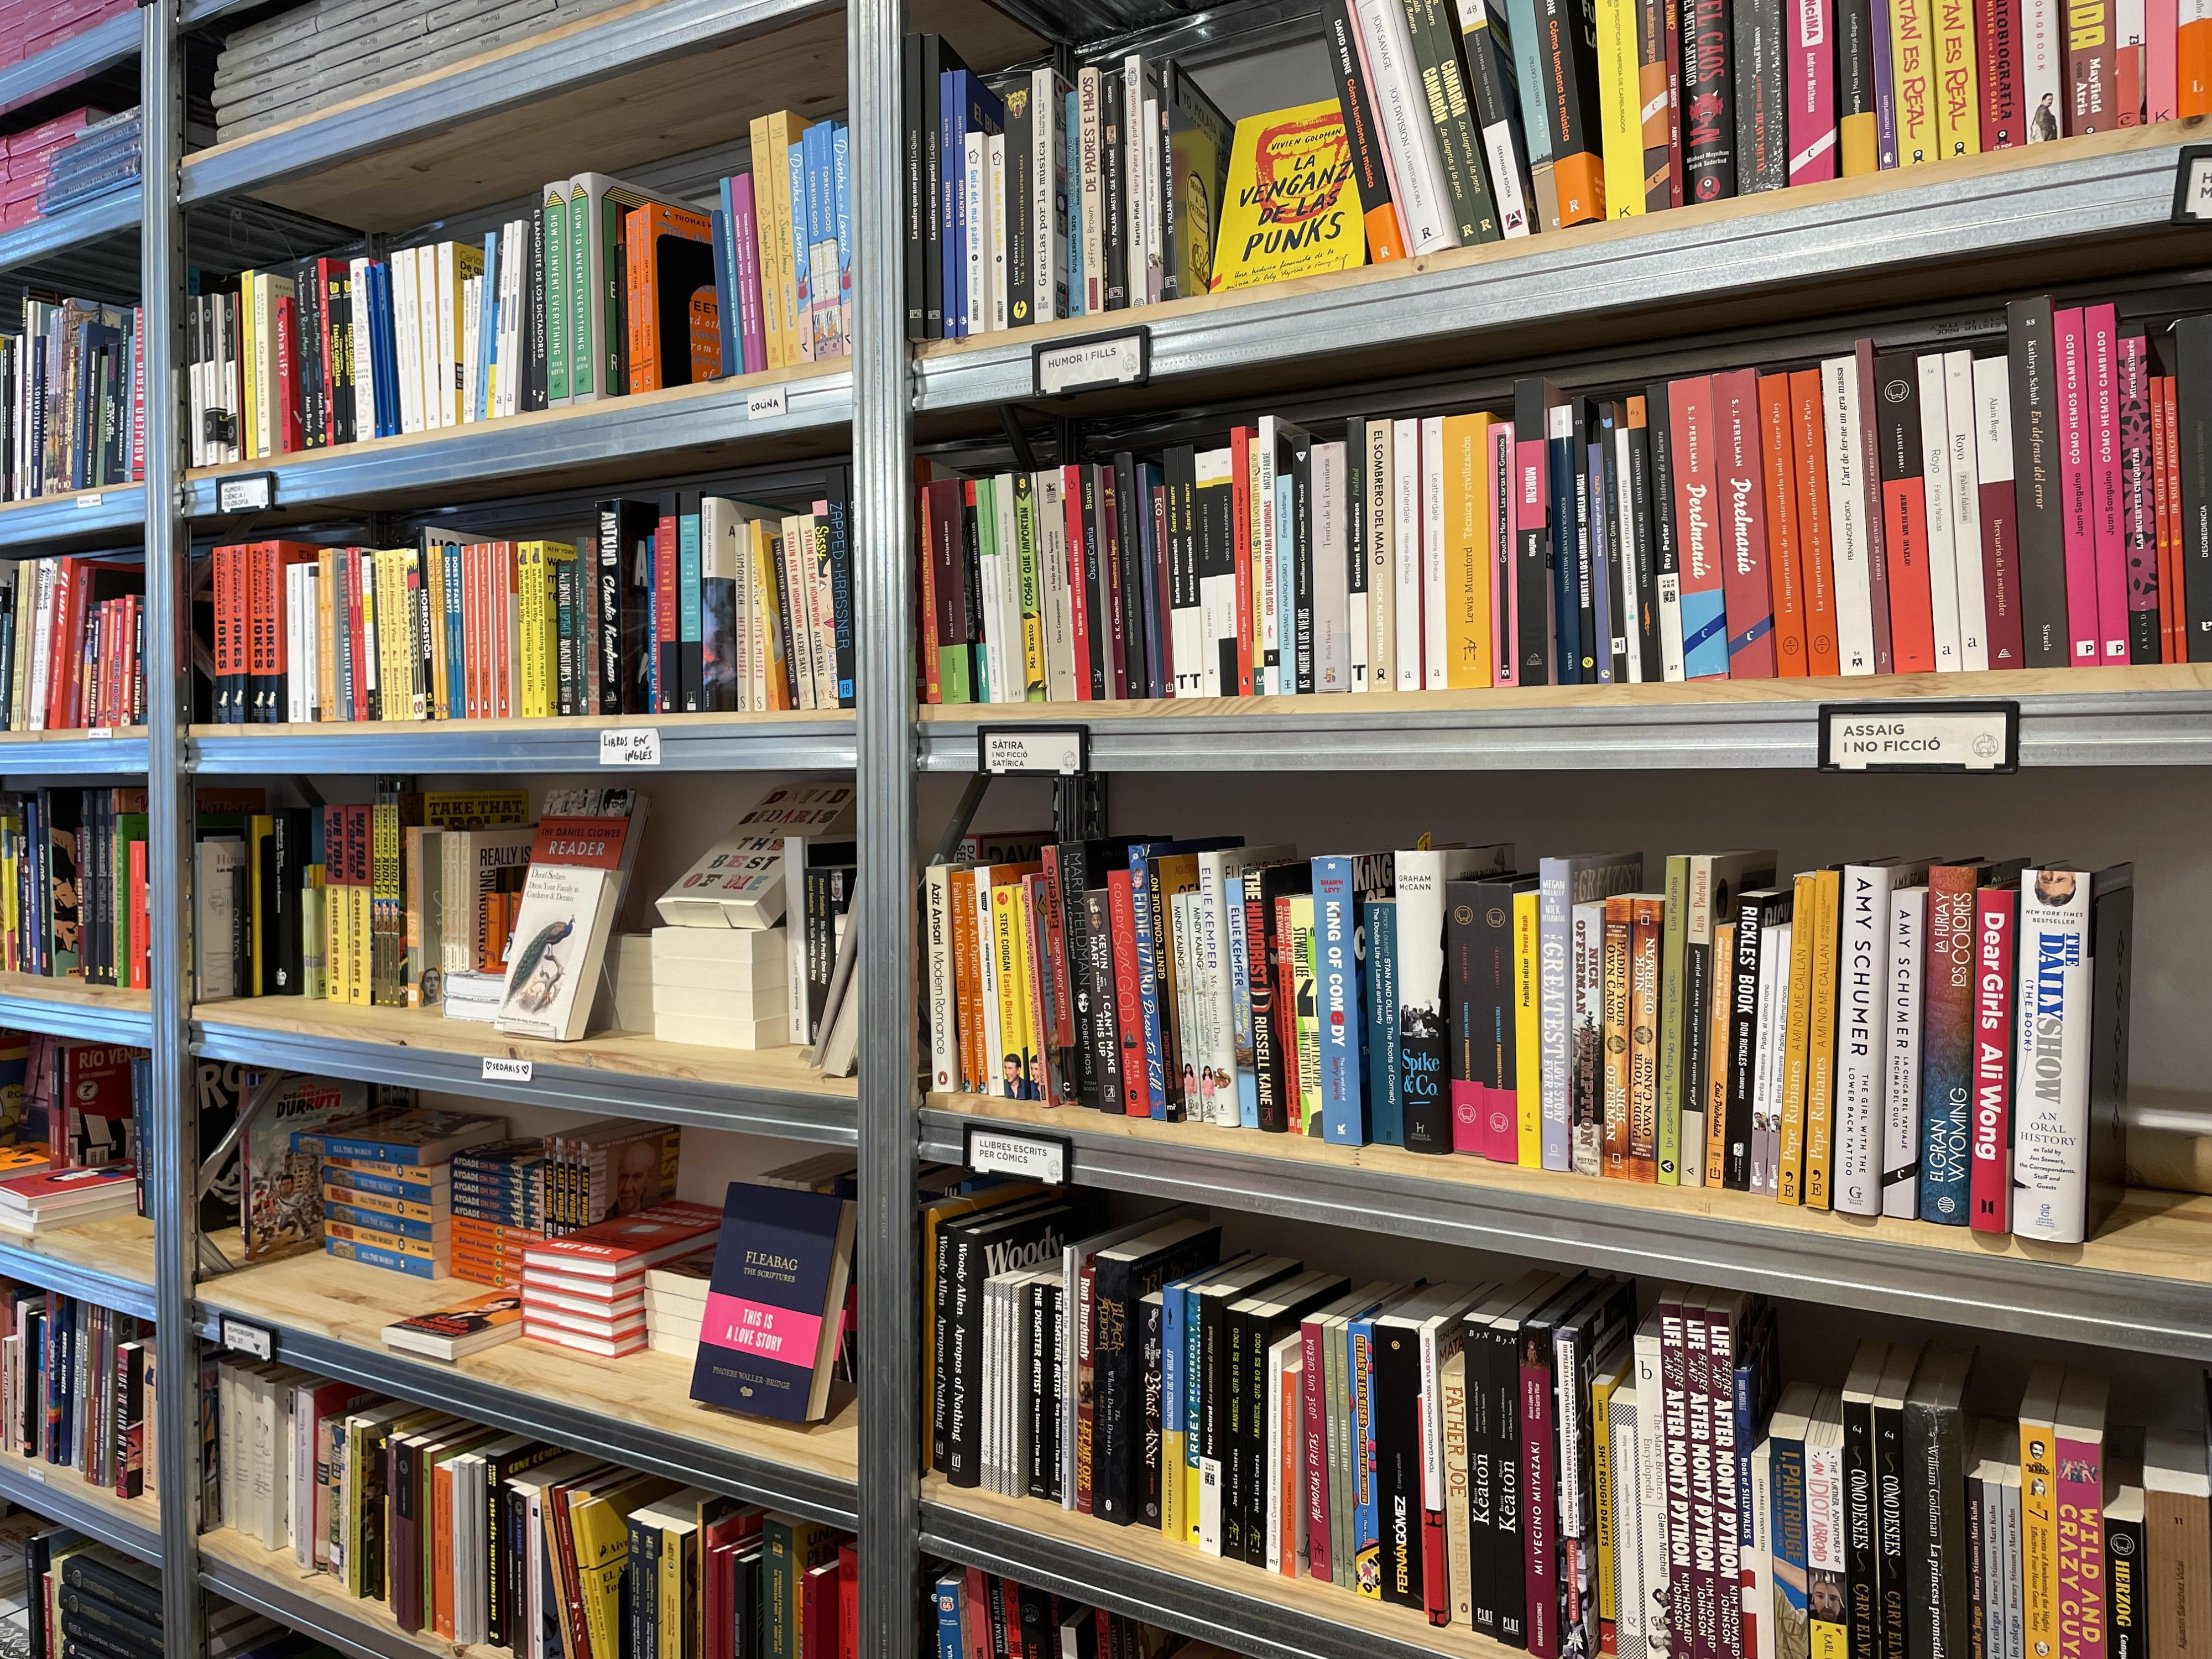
[1933,0,1980,154]
[569,1475,680,1659]
[1840,109,1879,174]
[1891,0,1941,163]
[369,549,396,721]
[352,550,378,719]
[517,544,544,718]
[406,546,430,719]
[1802,869,1842,1208]
[546,542,579,714]
[240,272,259,462]
[315,549,338,720]
[991,879,1036,1098]
[751,522,790,711]
[1591,1347,1630,1623]
[1777,873,1819,1203]
[1704,921,1733,1186]
[2020,1365,2065,1659]
[1515,888,1543,1167]
[747,116,786,371]
[1290,893,1323,1136]
[1014,476,1047,701]
[1596,0,1646,217]
[1016,884,1050,1083]
[348,884,373,1006]
[1629,894,1663,1180]
[1209,100,1366,293]
[768,113,813,369]
[1601,896,1632,1178]
[1442,413,1495,687]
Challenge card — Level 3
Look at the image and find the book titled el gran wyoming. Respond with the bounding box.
[688,1181,855,1425]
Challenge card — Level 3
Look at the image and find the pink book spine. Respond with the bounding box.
[1791,0,1840,181]
[1522,1349,1559,1659]
[1968,886,2015,1234]
[2055,307,2101,664]
[1453,1077,1486,1154]
[2086,304,2129,661]
[2150,0,2179,118]
[1345,2,1416,257]
[1495,421,1519,687]
[1485,1082,1517,1164]
[2056,1430,2107,1659]
[731,174,768,377]
[1301,1316,1332,1579]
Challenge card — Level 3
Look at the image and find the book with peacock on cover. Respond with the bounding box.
[494,811,643,1042]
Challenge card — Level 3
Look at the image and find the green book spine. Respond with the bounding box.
[545,192,569,401]
[1403,0,1505,243]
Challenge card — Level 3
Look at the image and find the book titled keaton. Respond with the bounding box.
[688,1181,854,1425]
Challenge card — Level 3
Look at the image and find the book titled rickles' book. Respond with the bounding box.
[689,1181,855,1425]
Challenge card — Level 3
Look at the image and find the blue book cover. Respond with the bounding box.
[375,264,402,438]
[1348,1309,1383,1592]
[1587,432,1614,685]
[932,1571,963,1659]
[325,1236,437,1278]
[442,538,466,709]
[940,72,966,340]
[1550,420,1582,683]
[1065,90,1083,317]
[690,1181,855,1425]
[832,122,852,347]
[1364,898,1403,1146]
[321,1198,440,1241]
[1770,1404,1821,1657]
[709,205,736,379]
[479,231,500,419]
[805,122,834,350]
[679,509,703,711]
[643,527,661,714]
[1313,856,1364,1146]
[789,138,812,358]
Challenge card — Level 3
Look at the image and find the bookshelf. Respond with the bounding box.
[0,974,153,1046]
[198,1526,484,1659]
[0,7,139,119]
[0,1458,160,1567]
[0,484,145,554]
[186,710,859,775]
[0,1211,155,1318]
[0,726,152,773]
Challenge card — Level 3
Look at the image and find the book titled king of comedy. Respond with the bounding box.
[688,1181,855,1425]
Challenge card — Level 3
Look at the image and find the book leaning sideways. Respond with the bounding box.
[497,793,649,1042]
[689,1179,855,1426]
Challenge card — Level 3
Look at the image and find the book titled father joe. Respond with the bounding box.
[687,1180,855,1425]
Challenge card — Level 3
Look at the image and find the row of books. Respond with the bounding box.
[0,1286,152,1499]
[920,294,2212,705]
[0,1,129,71]
[0,788,149,989]
[924,836,2134,1245]
[212,1352,858,1659]
[16,1523,259,1659]
[188,117,851,467]
[932,1207,2212,1659]
[917,0,2206,349]
[0,296,143,502]
[0,556,146,732]
[0,105,118,232]
[37,110,141,217]
[204,488,855,725]
[929,1568,1201,1659]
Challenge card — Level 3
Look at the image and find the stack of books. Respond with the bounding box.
[0,1163,134,1235]
[644,1250,712,1360]
[2,108,108,231]
[292,1106,509,1281]
[520,1202,722,1358]
[449,1138,546,1290]
[650,927,787,1051]
[37,109,140,216]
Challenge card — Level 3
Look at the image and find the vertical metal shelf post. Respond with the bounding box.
[852,0,920,1647]
[143,3,203,1655]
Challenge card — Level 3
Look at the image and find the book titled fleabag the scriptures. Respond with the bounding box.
[688,1180,855,1425]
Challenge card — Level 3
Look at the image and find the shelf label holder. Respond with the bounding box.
[964,1124,1072,1185]
[220,1317,272,1360]
[1818,700,2019,772]
[978,724,1089,776]
[2175,147,2212,222]
[216,473,276,514]
[482,1056,534,1082]
[1034,327,1150,397]
[747,385,789,420]
[600,727,661,766]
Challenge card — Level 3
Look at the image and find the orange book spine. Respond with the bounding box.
[223,543,249,722]
[432,1459,456,1638]
[626,211,656,395]
[1790,369,1841,675]
[950,868,980,1092]
[458,542,477,720]
[2183,8,2212,114]
[1759,375,1809,676]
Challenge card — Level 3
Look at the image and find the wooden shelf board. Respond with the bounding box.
[0,975,150,1018]
[0,727,147,745]
[0,1458,161,1542]
[0,1212,156,1295]
[187,709,850,739]
[927,1092,2212,1288]
[192,996,857,1102]
[198,0,1041,231]
[200,1524,499,1659]
[915,662,2212,723]
[198,1239,859,1491]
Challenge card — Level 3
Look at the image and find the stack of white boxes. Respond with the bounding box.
[650,926,787,1049]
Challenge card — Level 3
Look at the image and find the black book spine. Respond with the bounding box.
[1733,0,1787,191]
[945,1230,985,1486]
[1599,406,1629,681]
[930,1222,959,1475]
[1490,1319,1529,1648]
[1100,70,1128,309]
[2173,314,2212,661]
[1467,1315,1498,1635]
[905,35,929,340]
[1139,1293,1165,1527]
[1220,1302,1251,1562]
[1514,379,1558,685]
[2109,1490,2146,1659]
[1113,451,1147,701]
[1571,400,1599,681]
[328,263,356,446]
[1083,888,1124,1110]
[2008,298,2073,666]
[1375,1320,1425,1609]
[1319,0,1399,251]
[1098,1234,1217,1525]
[1845,1390,1881,1659]
[1007,81,1035,329]
[1724,892,1787,1188]
[1627,410,1662,681]
[594,502,623,714]
[525,208,549,413]
[1876,1393,1908,1659]
[1404,0,1503,242]
[1682,0,1735,200]
[1292,438,1316,693]
[1249,877,1286,1134]
[1059,843,1099,1106]
[1029,1278,1057,1500]
[1908,1396,1968,1659]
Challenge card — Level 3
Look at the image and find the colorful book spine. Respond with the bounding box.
[2056,306,2101,664]
[1969,885,2017,1233]
[1916,865,1978,1225]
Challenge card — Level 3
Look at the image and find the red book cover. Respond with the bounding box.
[2054,306,2101,663]
[2120,333,2159,662]
[802,1561,841,1659]
[2054,1422,2109,1659]
[1853,341,1896,674]
[655,508,679,713]
[128,838,147,990]
[2163,377,2183,659]
[1521,1330,1560,1659]
[959,1570,991,1659]
[274,295,304,455]
[43,559,77,731]
[1978,0,2023,140]
[1232,425,1256,695]
[1106,869,1148,1117]
[1759,374,1809,675]
[1275,894,1304,1133]
[2086,305,2129,661]
[837,1546,858,1659]
[1300,1308,1333,1580]
[1873,352,1936,672]
[1667,376,1730,680]
[1421,1465,1449,1625]
[1974,356,2027,670]
[915,489,941,703]
[1713,369,1778,678]
[1969,885,2017,1233]
[1790,370,1842,674]
[520,1201,720,1277]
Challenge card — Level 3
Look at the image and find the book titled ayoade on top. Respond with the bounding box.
[689,1181,855,1425]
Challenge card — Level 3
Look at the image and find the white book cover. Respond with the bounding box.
[1170,890,1202,1118]
[1394,417,1422,688]
[496,863,622,1042]
[1037,471,1075,700]
[987,133,1010,332]
[2021,0,2064,140]
[1198,447,1239,696]
[1078,70,1105,316]
[1352,0,1459,251]
[1611,1384,1646,1659]
[1751,921,1788,1195]
[993,484,1024,705]
[393,246,422,436]
[1367,418,1397,692]
[1632,1321,1668,1654]
[434,243,458,430]
[1945,349,1989,671]
[1539,853,1642,1172]
[1917,354,1963,671]
[349,257,376,437]
[1259,416,1310,695]
[1421,415,1448,690]
[1882,884,1927,1220]
[461,275,481,425]
[411,247,438,430]
[1822,356,1876,675]
[1123,58,1154,307]
[965,133,989,336]
[1143,81,1165,304]
[974,493,1008,703]
[1313,440,1352,691]
[1265,1333,1288,1570]
[1031,69,1070,323]
[2011,866,2093,1241]
[1616,424,1645,683]
[1834,861,1899,1214]
[1973,357,2018,670]
[1749,1438,1776,1659]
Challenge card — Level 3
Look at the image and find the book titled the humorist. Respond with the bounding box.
[688,1180,855,1425]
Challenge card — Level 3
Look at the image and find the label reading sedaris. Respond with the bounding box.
[482,1057,533,1083]
[978,724,1089,776]
[1034,327,1151,397]
[599,727,661,766]
[964,1125,1070,1185]
[1819,701,2018,773]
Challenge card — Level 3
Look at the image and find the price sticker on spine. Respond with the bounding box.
[482,1056,534,1083]
[599,727,661,766]
[747,385,789,420]
[978,724,1089,776]
[220,1317,273,1360]
[964,1125,1072,1186]
[1819,701,2019,773]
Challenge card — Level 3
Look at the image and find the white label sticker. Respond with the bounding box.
[966,1127,1067,1185]
[217,474,275,514]
[74,492,99,510]
[747,385,789,420]
[90,727,113,739]
[1823,707,2012,770]
[482,1056,534,1082]
[980,728,1084,775]
[599,727,661,766]
[1035,332,1149,397]
[220,1317,272,1360]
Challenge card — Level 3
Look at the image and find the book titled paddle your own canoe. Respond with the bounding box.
[688,1180,855,1424]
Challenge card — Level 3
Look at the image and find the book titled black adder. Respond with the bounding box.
[689,1180,855,1425]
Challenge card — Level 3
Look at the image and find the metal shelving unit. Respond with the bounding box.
[187,713,858,773]
[0,484,145,554]
[0,984,154,1046]
[0,1462,161,1566]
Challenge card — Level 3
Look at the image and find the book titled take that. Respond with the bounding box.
[688,1181,854,1425]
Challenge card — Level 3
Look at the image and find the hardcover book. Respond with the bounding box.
[690,1181,856,1425]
